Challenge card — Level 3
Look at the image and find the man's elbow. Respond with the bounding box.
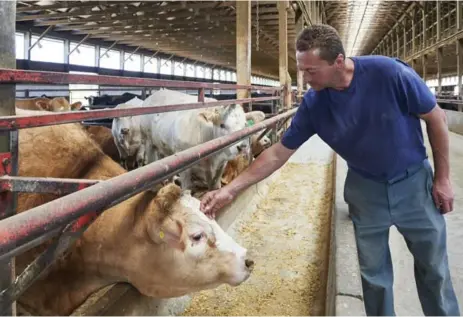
[419,104,448,127]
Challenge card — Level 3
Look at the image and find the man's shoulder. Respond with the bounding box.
[353,54,402,67]
[353,55,407,76]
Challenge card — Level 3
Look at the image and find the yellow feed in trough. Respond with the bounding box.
[183,161,334,316]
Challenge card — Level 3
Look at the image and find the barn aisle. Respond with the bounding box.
[182,136,335,316]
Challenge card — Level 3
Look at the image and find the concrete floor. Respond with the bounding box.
[391,123,463,315]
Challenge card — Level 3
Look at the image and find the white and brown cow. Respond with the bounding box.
[15,108,254,316]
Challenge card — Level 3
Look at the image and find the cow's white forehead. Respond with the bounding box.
[178,192,212,223]
[178,192,246,257]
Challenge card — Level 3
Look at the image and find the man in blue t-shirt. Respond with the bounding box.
[200,24,459,315]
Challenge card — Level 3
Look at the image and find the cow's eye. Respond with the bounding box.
[191,233,203,242]
[220,123,226,129]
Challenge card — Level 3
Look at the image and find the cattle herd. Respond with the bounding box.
[12,89,273,315]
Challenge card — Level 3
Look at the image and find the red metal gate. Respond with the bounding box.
[0,68,296,314]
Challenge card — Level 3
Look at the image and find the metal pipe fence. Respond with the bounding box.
[0,64,296,315]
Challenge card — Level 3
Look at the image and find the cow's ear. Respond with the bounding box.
[146,183,185,250]
[199,110,221,125]
[70,101,82,110]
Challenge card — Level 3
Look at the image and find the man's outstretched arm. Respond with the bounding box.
[200,141,296,218]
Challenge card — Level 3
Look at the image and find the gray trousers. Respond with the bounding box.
[344,159,460,316]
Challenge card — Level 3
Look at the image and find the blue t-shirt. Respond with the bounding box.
[281,55,436,182]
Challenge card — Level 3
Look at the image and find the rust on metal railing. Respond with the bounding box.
[0,176,99,194]
[0,96,280,130]
[0,68,281,92]
[0,107,297,260]
[0,108,297,312]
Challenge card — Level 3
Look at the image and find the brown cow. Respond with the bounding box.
[14,109,254,315]
[16,97,82,112]
[83,125,121,163]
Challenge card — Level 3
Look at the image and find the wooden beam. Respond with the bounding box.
[295,16,304,102]
[437,47,443,93]
[457,39,463,99]
[236,0,251,105]
[422,54,427,80]
[278,0,290,110]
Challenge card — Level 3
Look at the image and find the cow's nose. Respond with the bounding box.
[245,259,254,269]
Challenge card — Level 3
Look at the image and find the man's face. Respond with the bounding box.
[296,48,343,91]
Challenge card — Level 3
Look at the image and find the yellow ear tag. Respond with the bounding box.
[159,231,165,239]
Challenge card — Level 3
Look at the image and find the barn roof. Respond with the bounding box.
[14,1,427,81]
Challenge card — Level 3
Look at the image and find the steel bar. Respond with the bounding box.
[67,34,90,57]
[276,116,292,131]
[16,88,279,93]
[0,1,17,315]
[0,68,281,92]
[27,25,53,52]
[0,108,297,259]
[0,183,98,313]
[257,127,272,141]
[0,218,89,314]
[0,96,280,131]
[99,41,119,59]
[0,176,99,194]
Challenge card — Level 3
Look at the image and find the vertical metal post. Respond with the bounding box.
[0,1,17,316]
[198,88,204,102]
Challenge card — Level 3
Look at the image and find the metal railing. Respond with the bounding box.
[0,67,296,314]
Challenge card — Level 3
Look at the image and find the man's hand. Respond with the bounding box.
[432,177,454,214]
[200,187,236,219]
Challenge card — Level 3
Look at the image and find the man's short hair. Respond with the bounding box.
[296,24,345,64]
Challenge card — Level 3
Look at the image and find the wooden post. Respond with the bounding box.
[422,54,427,81]
[396,28,400,57]
[422,3,427,48]
[0,1,17,316]
[403,21,406,58]
[412,9,416,54]
[278,0,290,111]
[436,0,441,41]
[295,16,304,103]
[457,39,463,109]
[458,0,462,31]
[236,0,251,110]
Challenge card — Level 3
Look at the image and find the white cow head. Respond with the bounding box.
[129,184,254,296]
[199,104,248,158]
